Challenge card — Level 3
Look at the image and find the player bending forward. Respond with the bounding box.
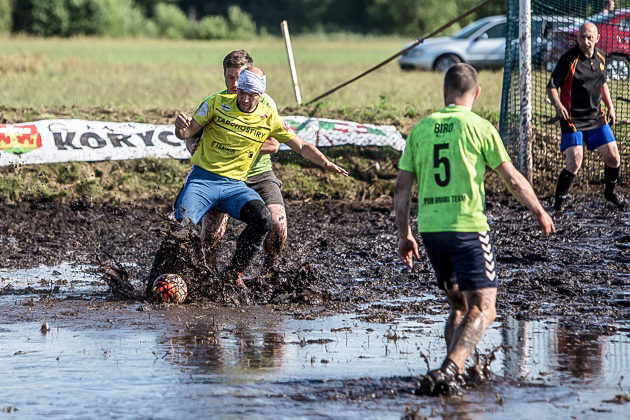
[174,66,347,288]
[394,63,555,396]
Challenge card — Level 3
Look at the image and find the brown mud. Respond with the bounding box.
[1,193,628,328]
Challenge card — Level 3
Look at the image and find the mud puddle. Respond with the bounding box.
[0,262,107,302]
[0,297,628,418]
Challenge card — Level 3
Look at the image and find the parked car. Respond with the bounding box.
[545,9,630,80]
[398,16,507,72]
[531,15,582,67]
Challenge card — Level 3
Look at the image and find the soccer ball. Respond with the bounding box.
[151,273,187,304]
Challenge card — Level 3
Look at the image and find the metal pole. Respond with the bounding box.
[281,20,302,105]
[519,0,533,182]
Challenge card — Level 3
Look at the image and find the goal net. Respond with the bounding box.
[500,0,629,190]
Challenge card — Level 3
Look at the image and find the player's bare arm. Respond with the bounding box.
[547,87,569,120]
[259,137,280,155]
[495,162,556,236]
[601,82,616,124]
[285,135,349,176]
[174,113,202,139]
[393,170,420,269]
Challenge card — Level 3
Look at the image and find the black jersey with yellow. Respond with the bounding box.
[192,93,295,181]
[547,46,607,134]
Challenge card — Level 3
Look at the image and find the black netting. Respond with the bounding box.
[501,0,629,191]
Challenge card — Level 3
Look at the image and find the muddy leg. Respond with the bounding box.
[262,204,287,272]
[445,287,497,373]
[445,285,467,352]
[200,209,229,272]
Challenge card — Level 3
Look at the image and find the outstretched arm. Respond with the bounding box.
[285,135,348,176]
[495,162,556,236]
[393,170,420,269]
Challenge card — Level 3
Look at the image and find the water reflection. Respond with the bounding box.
[500,317,627,384]
[160,318,287,376]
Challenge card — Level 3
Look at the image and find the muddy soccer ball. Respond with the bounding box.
[151,273,187,304]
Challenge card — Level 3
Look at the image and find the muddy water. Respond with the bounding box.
[0,292,628,418]
[1,198,629,417]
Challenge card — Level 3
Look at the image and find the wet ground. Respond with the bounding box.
[0,193,629,417]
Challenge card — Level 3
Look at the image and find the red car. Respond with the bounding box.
[546,9,630,80]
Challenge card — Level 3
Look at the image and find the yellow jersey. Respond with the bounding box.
[191,93,295,180]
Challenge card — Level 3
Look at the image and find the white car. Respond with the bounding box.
[399,16,507,72]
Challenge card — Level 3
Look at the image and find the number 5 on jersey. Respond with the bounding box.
[433,143,450,187]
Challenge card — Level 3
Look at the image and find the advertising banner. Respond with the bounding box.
[0,117,404,167]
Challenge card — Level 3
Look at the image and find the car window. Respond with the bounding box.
[483,23,506,39]
[453,20,491,39]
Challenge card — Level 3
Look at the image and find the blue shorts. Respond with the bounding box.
[174,165,262,225]
[420,231,498,292]
[560,124,616,152]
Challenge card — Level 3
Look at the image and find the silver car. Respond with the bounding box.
[399,16,507,72]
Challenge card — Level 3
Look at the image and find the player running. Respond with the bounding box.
[394,63,555,396]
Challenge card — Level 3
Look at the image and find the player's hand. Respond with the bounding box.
[398,236,420,269]
[323,161,349,176]
[607,107,616,125]
[536,210,556,237]
[174,113,191,129]
[554,104,569,120]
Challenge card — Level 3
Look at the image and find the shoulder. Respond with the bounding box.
[558,46,580,64]
[260,93,278,112]
[595,48,606,63]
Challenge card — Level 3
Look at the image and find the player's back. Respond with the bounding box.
[401,105,510,233]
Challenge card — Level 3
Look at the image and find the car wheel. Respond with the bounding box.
[605,54,630,81]
[433,54,461,72]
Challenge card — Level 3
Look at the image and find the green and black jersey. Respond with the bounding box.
[399,105,511,233]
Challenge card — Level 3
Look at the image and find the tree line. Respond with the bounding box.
[3,0,608,39]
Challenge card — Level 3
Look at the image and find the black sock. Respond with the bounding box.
[604,165,620,197]
[555,168,576,199]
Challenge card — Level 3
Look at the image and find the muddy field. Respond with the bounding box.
[0,193,629,417]
[1,192,628,322]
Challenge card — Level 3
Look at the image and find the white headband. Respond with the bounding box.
[238,69,266,95]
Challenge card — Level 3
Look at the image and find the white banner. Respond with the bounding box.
[0,117,404,167]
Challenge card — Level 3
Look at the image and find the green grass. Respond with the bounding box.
[0,35,508,203]
[0,35,504,123]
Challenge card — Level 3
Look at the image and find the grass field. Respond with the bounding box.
[0,35,504,125]
[0,35,507,203]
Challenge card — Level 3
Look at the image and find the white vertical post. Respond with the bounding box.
[281,20,302,105]
[519,0,533,182]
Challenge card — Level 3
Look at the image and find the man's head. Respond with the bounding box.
[237,66,266,113]
[443,63,481,107]
[223,49,254,94]
[577,23,599,57]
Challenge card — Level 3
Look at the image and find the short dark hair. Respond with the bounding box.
[444,63,478,96]
[223,50,253,72]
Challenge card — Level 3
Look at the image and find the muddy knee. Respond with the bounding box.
[238,200,272,245]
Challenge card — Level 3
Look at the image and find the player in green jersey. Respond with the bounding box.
[394,63,555,396]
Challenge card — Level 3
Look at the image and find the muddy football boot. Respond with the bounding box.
[553,194,566,212]
[604,191,626,210]
[416,359,464,397]
[220,267,245,288]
